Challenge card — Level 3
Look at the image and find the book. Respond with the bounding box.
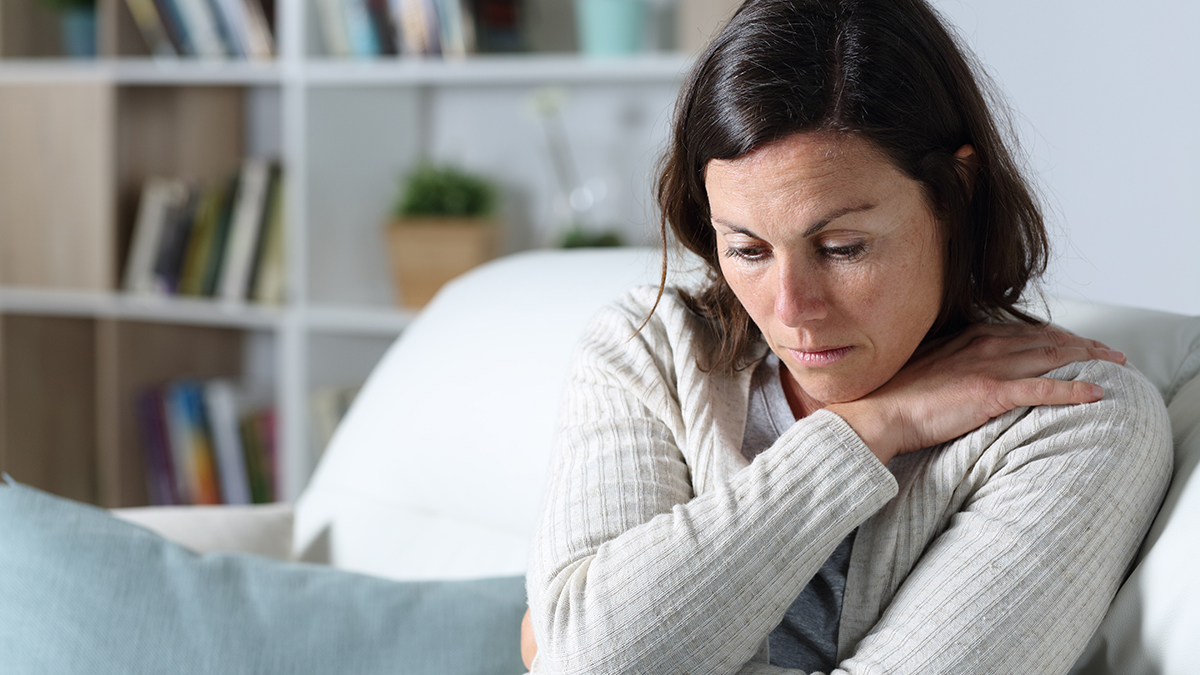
[367,0,398,55]
[210,0,251,57]
[386,0,407,53]
[218,158,271,301]
[174,0,229,58]
[471,0,520,53]
[435,0,468,58]
[123,177,188,295]
[200,174,239,296]
[152,186,199,293]
[315,0,352,56]
[251,169,286,304]
[175,181,227,296]
[124,0,179,56]
[258,408,278,499]
[399,0,438,55]
[341,0,381,57]
[239,0,275,58]
[135,388,181,506]
[152,0,195,55]
[204,380,252,505]
[161,383,195,503]
[174,382,222,505]
[239,408,275,503]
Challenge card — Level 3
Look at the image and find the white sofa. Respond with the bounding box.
[116,247,1200,674]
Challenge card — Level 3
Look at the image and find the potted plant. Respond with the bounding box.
[385,164,501,308]
[39,0,97,58]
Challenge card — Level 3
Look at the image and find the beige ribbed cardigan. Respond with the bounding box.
[527,287,1173,675]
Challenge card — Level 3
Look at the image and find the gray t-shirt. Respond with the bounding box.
[742,353,856,671]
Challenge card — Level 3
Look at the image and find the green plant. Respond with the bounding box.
[38,0,95,10]
[560,227,624,249]
[393,164,496,219]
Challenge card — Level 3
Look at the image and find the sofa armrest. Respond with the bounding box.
[111,503,294,560]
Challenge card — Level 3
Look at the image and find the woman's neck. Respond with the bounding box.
[780,366,826,420]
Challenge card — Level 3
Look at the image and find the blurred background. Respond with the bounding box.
[0,0,1195,510]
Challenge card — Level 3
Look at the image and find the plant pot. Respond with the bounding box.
[385,218,500,309]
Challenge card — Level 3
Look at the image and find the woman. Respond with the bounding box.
[524,0,1172,672]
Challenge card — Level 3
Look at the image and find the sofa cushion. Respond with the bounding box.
[1069,369,1200,675]
[0,478,526,675]
[111,502,294,559]
[1047,296,1200,404]
[294,248,679,580]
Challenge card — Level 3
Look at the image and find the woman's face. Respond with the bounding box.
[705,132,947,415]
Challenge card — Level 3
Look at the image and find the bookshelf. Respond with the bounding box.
[0,0,692,507]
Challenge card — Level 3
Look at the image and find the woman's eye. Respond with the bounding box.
[820,243,867,260]
[724,246,770,262]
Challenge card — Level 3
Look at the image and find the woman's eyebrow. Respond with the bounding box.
[713,204,877,239]
[803,203,877,237]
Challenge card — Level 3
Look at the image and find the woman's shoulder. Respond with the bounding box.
[980,358,1172,489]
[582,285,714,355]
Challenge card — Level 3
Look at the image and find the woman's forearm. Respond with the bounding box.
[527,405,896,674]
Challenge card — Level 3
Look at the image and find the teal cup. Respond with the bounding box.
[576,0,650,58]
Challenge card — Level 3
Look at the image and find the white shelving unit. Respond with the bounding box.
[0,0,690,504]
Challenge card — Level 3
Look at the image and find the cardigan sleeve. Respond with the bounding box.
[739,360,1172,675]
[525,298,899,674]
[822,358,1172,675]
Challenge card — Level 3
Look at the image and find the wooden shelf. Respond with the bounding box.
[301,53,692,87]
[0,58,282,85]
[0,287,284,330]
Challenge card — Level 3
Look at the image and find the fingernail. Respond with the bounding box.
[1107,349,1126,361]
[1091,384,1105,398]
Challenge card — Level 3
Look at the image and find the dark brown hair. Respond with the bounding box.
[656,0,1048,373]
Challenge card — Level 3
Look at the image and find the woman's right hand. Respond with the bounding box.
[826,322,1127,465]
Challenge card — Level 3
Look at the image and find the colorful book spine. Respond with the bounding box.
[152,0,196,55]
[200,174,239,296]
[204,380,252,505]
[164,382,221,505]
[176,182,227,296]
[218,158,271,301]
[152,186,199,294]
[342,0,382,56]
[135,388,181,506]
[124,177,188,295]
[250,168,286,304]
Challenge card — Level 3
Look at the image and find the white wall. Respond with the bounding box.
[931,0,1200,315]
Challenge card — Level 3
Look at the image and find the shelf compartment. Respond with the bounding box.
[96,319,245,507]
[0,313,247,507]
[115,85,247,286]
[0,80,116,291]
[0,314,99,504]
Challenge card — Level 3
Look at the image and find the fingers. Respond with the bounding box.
[958,326,1127,372]
[994,377,1105,411]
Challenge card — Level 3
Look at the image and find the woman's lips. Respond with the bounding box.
[787,346,853,367]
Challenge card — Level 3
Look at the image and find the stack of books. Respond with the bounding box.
[136,379,277,506]
[122,159,285,304]
[123,0,276,59]
[314,0,521,58]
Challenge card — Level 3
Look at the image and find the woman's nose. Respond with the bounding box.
[774,259,828,326]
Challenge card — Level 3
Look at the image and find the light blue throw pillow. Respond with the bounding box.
[0,478,527,674]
